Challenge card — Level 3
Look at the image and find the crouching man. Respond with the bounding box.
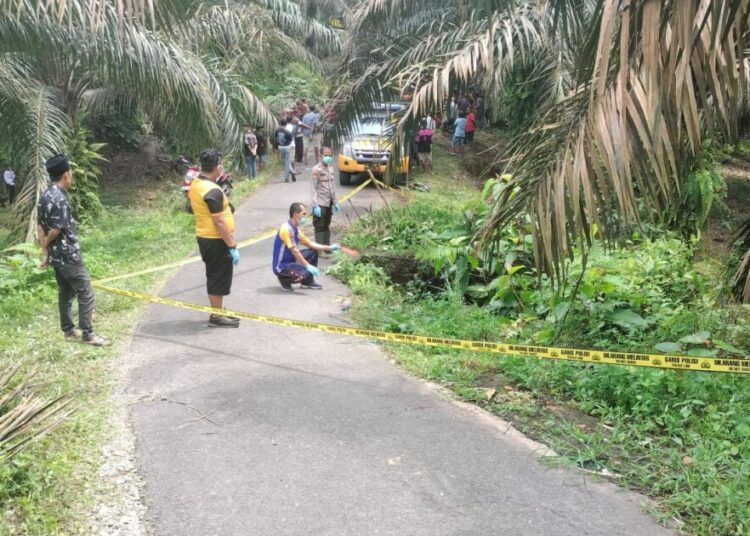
[272,202,338,291]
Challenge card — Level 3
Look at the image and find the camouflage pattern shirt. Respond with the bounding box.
[37,184,82,268]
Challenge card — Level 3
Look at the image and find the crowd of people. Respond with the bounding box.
[408,89,488,169]
[268,99,323,183]
[238,98,324,184]
[35,90,489,343]
[445,90,486,154]
[170,140,343,327]
[37,96,340,340]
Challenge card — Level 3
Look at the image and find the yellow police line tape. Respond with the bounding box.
[92,282,750,375]
[93,175,748,375]
[96,177,378,284]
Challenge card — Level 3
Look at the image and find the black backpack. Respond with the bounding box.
[417,131,433,152]
[275,128,291,147]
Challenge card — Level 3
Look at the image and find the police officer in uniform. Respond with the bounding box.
[310,147,340,245]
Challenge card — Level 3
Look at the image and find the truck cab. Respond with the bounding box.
[337,104,410,186]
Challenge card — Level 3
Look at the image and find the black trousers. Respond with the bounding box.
[54,263,95,335]
[4,184,15,204]
[313,203,333,245]
[295,137,304,163]
[275,249,318,285]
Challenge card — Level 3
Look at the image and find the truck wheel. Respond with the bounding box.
[339,171,352,186]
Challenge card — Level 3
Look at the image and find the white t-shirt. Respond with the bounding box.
[285,123,296,148]
[3,170,15,186]
[424,116,435,130]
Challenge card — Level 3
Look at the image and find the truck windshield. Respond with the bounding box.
[352,115,391,137]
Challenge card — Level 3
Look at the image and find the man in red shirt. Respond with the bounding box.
[465,107,476,144]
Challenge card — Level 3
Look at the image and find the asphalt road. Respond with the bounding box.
[124,166,673,536]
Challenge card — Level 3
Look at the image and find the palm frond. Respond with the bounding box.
[253,0,343,55]
[0,363,75,461]
[0,58,69,242]
[331,3,549,175]
[0,0,204,32]
[481,0,750,282]
[1,3,286,238]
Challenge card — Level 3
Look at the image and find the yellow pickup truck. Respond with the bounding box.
[337,108,409,186]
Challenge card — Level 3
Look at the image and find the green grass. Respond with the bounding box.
[0,204,11,245]
[0,164,274,534]
[331,145,750,536]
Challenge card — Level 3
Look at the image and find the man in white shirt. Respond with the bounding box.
[302,105,321,164]
[3,166,15,205]
[285,118,297,175]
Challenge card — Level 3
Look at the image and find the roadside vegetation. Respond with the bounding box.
[1,0,333,532]
[2,0,750,534]
[324,4,750,531]
[331,138,750,535]
[0,163,276,534]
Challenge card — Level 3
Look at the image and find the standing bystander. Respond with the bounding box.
[275,119,296,183]
[37,154,110,346]
[452,114,467,153]
[299,98,310,116]
[3,165,15,205]
[475,95,484,128]
[255,125,268,173]
[465,107,476,144]
[302,105,321,165]
[285,118,298,175]
[311,147,340,245]
[188,148,241,328]
[416,120,434,172]
[293,117,305,166]
[243,125,257,179]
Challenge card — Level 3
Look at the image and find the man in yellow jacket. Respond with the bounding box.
[189,148,241,328]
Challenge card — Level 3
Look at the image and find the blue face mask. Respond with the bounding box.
[299,217,307,226]
[322,156,333,166]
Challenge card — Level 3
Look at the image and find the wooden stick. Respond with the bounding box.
[368,170,393,213]
[348,198,361,218]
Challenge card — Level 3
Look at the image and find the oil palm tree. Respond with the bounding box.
[333,0,750,299]
[0,0,345,242]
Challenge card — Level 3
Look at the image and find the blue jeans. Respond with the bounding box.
[279,146,292,181]
[245,155,256,178]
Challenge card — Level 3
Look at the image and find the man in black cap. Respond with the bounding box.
[37,154,110,346]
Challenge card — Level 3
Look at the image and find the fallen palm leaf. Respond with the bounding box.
[0,363,75,461]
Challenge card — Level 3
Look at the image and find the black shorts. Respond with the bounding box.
[465,130,475,143]
[197,237,233,296]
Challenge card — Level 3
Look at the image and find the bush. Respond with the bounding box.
[334,173,750,535]
[67,119,106,227]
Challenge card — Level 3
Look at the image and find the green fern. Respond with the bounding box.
[67,118,107,227]
[679,161,727,232]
